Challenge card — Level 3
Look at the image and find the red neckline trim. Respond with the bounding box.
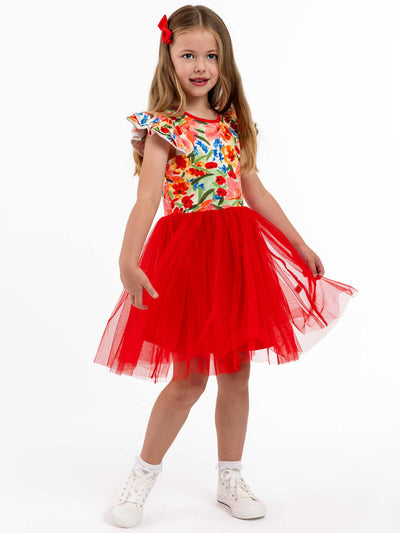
[184,111,221,123]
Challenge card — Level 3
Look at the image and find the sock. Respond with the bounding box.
[135,455,163,474]
[216,460,243,475]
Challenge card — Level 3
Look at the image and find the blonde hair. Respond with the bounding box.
[132,4,258,177]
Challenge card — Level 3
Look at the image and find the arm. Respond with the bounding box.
[241,166,325,277]
[241,167,306,248]
[118,132,171,308]
[119,132,170,266]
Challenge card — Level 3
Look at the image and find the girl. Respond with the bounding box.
[93,5,358,528]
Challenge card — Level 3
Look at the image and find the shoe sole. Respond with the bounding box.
[110,505,142,528]
[217,499,266,520]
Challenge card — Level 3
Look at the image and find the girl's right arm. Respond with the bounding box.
[118,132,171,309]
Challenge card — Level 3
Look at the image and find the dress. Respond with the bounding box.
[93,107,359,383]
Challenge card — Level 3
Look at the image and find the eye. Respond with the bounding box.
[182,53,218,60]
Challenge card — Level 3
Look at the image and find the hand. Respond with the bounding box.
[294,243,325,279]
[120,266,159,309]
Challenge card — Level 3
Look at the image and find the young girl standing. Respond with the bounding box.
[93,5,358,528]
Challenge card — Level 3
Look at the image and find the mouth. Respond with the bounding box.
[190,78,209,86]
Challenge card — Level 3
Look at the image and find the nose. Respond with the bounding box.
[194,57,206,72]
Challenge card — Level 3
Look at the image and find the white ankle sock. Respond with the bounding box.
[135,455,163,474]
[216,460,243,474]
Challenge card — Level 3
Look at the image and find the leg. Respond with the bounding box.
[215,362,250,461]
[140,372,208,464]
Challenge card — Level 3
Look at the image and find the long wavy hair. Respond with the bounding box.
[132,4,258,177]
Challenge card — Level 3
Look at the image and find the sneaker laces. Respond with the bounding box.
[117,466,159,507]
[219,468,258,500]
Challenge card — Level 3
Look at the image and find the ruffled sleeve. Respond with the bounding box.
[224,107,258,136]
[126,111,187,157]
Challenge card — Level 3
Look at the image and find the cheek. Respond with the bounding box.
[211,63,219,76]
[175,63,191,79]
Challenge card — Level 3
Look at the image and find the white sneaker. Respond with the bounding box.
[216,467,267,520]
[110,461,162,528]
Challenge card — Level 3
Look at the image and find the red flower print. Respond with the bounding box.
[175,155,187,169]
[158,108,244,215]
[229,121,239,133]
[228,170,237,180]
[182,195,194,207]
[172,180,190,195]
[187,168,207,177]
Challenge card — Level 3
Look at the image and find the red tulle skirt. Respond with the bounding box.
[93,205,358,383]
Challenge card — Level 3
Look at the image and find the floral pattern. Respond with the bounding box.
[126,108,258,215]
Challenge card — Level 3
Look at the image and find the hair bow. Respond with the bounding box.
[158,14,173,44]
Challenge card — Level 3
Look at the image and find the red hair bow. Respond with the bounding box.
[158,14,173,44]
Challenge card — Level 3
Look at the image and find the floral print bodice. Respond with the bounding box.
[126,108,258,216]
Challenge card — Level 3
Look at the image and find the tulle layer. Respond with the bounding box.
[93,205,358,383]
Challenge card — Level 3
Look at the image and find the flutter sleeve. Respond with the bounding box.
[224,107,259,136]
[126,111,187,157]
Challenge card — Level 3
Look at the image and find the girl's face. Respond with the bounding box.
[170,28,219,108]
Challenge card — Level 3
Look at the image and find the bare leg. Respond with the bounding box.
[215,362,251,461]
[140,373,208,464]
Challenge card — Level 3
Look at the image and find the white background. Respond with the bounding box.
[1,0,399,531]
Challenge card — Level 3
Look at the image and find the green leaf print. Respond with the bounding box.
[197,188,214,204]
[195,134,209,144]
[191,173,214,186]
[195,153,211,162]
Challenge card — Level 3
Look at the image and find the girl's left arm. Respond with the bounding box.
[241,168,325,277]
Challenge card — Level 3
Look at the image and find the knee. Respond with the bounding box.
[170,374,208,405]
[217,364,250,390]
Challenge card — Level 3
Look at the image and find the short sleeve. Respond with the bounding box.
[224,107,258,136]
[126,112,187,157]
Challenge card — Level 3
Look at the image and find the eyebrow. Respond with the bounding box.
[179,49,218,53]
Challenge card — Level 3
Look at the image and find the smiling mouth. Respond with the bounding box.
[190,78,209,82]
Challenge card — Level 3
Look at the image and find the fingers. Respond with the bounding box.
[314,256,325,278]
[143,279,159,299]
[306,253,325,278]
[129,280,159,310]
[304,257,318,277]
[130,292,148,310]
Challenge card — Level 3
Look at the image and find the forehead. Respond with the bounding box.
[172,28,218,52]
